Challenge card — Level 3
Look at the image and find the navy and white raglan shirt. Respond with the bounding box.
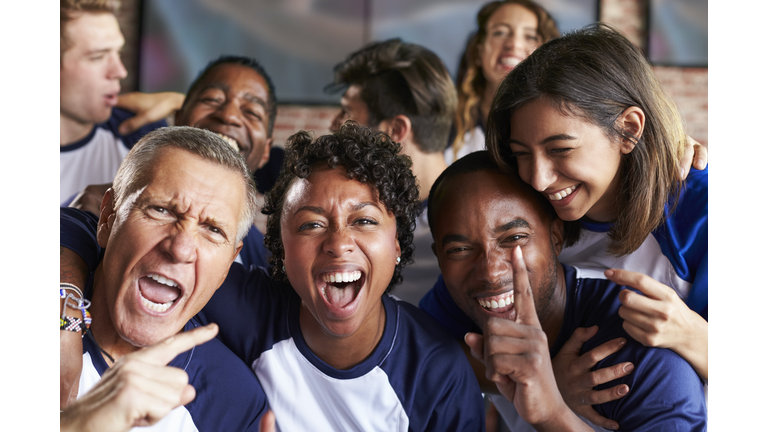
[60,207,486,432]
[420,265,707,431]
[197,264,485,432]
[60,108,167,206]
[62,209,268,432]
[559,166,708,319]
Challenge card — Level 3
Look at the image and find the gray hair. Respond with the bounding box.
[112,126,259,242]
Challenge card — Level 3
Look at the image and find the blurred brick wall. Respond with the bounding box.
[117,0,707,147]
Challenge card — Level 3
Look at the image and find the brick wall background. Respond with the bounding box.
[116,0,707,147]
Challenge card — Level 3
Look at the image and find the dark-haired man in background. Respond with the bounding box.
[328,38,457,305]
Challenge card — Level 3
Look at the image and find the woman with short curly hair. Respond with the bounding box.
[207,122,485,430]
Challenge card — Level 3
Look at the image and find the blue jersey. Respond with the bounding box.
[60,108,167,206]
[420,265,707,431]
[559,166,708,319]
[61,207,485,431]
[197,264,485,432]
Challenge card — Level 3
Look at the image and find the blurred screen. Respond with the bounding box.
[139,0,597,103]
[648,0,707,66]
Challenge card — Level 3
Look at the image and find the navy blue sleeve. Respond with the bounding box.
[594,342,707,431]
[61,208,102,272]
[419,274,481,340]
[196,263,287,366]
[184,319,268,431]
[105,107,168,150]
[655,166,708,317]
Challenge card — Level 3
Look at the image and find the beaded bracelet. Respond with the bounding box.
[60,285,91,336]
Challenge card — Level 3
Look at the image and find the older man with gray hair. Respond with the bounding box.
[60,126,269,431]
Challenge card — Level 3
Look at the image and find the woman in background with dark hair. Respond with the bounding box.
[487,23,708,399]
[446,0,559,163]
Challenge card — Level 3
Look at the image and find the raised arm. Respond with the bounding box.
[609,268,708,381]
[60,207,102,408]
[465,246,592,432]
[116,91,185,135]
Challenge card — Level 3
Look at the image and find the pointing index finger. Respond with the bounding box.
[134,323,219,366]
[512,246,541,329]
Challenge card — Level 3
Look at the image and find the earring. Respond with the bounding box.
[396,257,401,264]
[282,264,286,272]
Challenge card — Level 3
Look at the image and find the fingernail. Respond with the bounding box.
[609,422,619,430]
[696,158,705,168]
[618,385,629,395]
[623,363,634,373]
[514,245,522,259]
[618,338,626,346]
[604,269,614,277]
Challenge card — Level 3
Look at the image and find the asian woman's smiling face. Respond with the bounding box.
[280,165,400,340]
[508,98,639,222]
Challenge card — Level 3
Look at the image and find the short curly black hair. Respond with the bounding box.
[262,122,422,293]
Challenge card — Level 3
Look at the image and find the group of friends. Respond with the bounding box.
[59,0,708,431]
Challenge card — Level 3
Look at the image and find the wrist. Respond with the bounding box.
[532,405,591,432]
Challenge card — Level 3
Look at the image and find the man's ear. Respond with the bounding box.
[256,138,274,170]
[617,106,645,154]
[96,188,117,248]
[174,108,184,127]
[378,115,412,144]
[549,217,565,256]
[233,240,243,262]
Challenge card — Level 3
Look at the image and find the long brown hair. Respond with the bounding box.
[451,0,559,161]
[487,24,686,256]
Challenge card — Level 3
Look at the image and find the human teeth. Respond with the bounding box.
[548,186,577,201]
[322,271,362,283]
[140,292,173,313]
[477,293,514,310]
[215,133,240,151]
[500,57,520,67]
[149,274,178,287]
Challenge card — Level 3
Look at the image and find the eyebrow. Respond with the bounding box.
[200,83,268,110]
[441,234,469,245]
[510,134,577,146]
[292,202,380,216]
[496,219,530,234]
[440,218,531,245]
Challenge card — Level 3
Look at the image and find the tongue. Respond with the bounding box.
[139,277,181,304]
[327,284,356,308]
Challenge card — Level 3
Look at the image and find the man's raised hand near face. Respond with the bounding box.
[61,324,218,432]
[464,246,591,432]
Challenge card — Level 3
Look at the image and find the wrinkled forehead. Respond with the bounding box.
[190,64,269,100]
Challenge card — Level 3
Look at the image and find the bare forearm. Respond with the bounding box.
[61,246,88,287]
[60,246,88,408]
[677,312,708,381]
